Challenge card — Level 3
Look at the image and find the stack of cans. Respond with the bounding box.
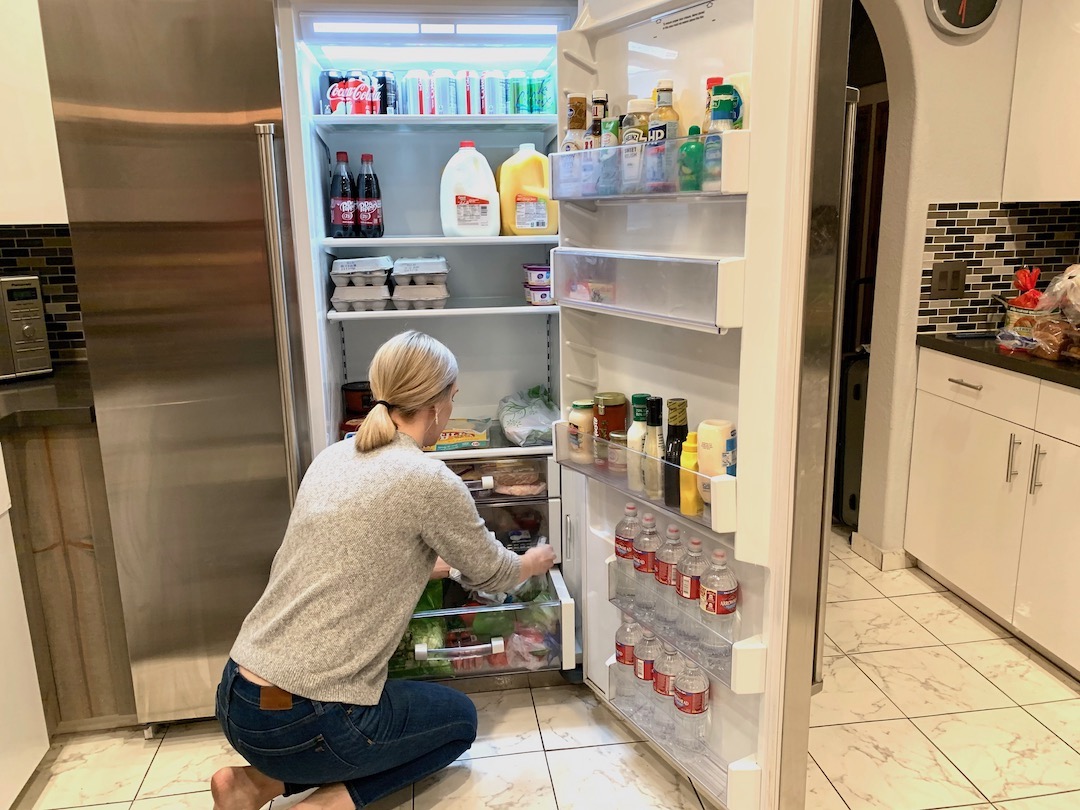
[316,68,555,116]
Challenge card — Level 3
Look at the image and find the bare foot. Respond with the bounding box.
[211,766,284,810]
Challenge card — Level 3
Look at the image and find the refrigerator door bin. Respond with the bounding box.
[552,248,744,333]
[389,568,575,681]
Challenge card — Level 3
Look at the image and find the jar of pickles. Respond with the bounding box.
[593,392,628,468]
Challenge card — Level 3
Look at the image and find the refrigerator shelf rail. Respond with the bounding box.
[327,297,557,320]
[309,114,559,136]
[553,421,737,536]
[552,248,744,333]
[605,556,766,694]
[549,130,750,201]
[320,235,559,252]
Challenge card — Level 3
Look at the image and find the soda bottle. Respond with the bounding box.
[356,153,384,238]
[676,538,708,650]
[652,643,684,739]
[633,629,662,718]
[328,151,356,238]
[614,504,641,608]
[699,549,738,674]
[632,514,661,620]
[614,613,643,708]
[674,664,710,754]
[654,525,685,634]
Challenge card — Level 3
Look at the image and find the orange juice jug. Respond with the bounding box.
[497,143,558,236]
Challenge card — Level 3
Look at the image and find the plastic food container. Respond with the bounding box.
[523,265,551,285]
[342,381,373,415]
[331,256,393,287]
[524,284,553,305]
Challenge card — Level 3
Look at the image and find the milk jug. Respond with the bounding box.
[440,141,501,237]
[497,143,558,236]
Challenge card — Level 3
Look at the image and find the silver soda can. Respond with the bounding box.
[430,69,458,115]
[480,69,507,115]
[372,70,396,115]
[401,69,429,115]
[455,70,481,115]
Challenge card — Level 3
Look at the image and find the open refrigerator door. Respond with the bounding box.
[552,1,851,808]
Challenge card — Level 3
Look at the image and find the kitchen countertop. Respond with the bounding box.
[917,334,1080,391]
[0,363,95,432]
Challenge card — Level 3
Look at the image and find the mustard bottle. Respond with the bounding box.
[680,431,704,517]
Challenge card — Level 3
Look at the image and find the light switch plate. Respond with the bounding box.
[930,261,967,300]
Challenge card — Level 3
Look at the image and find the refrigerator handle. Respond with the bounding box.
[812,87,860,691]
[255,122,301,506]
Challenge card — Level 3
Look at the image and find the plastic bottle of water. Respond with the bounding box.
[633,514,662,621]
[654,525,685,634]
[674,664,710,755]
[614,613,643,709]
[675,538,708,650]
[699,549,739,674]
[614,504,641,609]
[652,643,684,740]
[633,629,662,720]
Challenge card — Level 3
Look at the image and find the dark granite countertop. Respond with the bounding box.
[0,363,95,432]
[917,334,1080,391]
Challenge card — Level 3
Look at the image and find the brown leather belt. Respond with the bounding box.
[259,684,294,711]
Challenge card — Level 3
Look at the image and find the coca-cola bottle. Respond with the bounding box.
[356,153,384,238]
[328,151,356,238]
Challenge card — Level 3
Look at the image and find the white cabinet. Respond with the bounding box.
[905,391,1032,620]
[0,508,49,807]
[1002,1,1080,202]
[1013,435,1080,669]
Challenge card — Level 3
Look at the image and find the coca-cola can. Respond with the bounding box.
[318,69,348,115]
[455,70,481,115]
[480,70,508,115]
[345,70,373,114]
[372,70,397,115]
[401,69,428,115]
[430,69,458,115]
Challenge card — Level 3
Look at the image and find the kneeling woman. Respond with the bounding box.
[212,331,556,809]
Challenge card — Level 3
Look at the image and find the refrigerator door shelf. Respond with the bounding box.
[553,421,738,537]
[552,248,744,333]
[550,130,750,202]
[310,114,558,136]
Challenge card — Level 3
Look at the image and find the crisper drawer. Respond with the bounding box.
[448,456,557,501]
[552,247,744,333]
[916,348,1040,427]
[388,569,575,681]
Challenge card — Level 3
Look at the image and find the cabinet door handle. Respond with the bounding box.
[1005,433,1022,482]
[1029,444,1047,495]
[948,377,983,391]
[564,515,574,562]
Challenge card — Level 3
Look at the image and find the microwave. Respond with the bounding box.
[0,276,52,380]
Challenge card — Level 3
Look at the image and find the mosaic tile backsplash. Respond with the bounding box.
[0,224,86,362]
[919,201,1080,334]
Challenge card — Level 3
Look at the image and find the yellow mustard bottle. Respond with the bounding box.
[497,143,559,236]
[680,431,704,517]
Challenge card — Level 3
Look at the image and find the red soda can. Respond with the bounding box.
[345,70,372,115]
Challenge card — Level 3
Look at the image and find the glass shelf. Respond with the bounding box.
[551,248,744,333]
[553,421,736,535]
[550,130,750,202]
[309,114,558,136]
[327,297,557,320]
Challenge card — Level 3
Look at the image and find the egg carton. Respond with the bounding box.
[393,299,449,310]
[331,268,389,287]
[392,256,450,278]
[393,283,449,302]
[331,285,390,312]
[330,256,393,287]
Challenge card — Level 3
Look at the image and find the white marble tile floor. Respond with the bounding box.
[13,558,1080,810]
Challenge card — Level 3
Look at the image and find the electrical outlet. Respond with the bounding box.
[930,261,967,300]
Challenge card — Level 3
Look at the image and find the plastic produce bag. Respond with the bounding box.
[498,385,560,447]
[1038,265,1080,327]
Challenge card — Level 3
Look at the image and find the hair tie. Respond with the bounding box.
[375,400,394,411]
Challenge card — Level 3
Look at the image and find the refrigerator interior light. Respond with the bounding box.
[319,44,555,69]
[421,23,456,34]
[312,21,420,35]
[454,23,560,35]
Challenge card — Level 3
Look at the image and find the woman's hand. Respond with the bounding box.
[430,556,453,580]
[519,545,556,581]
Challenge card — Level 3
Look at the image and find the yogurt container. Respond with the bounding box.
[524,284,553,305]
[523,264,551,286]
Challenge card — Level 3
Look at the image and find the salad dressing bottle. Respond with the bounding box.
[644,396,665,500]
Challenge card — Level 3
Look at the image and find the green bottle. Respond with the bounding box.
[678,125,704,192]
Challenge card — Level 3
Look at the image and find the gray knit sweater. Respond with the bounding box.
[230,433,521,705]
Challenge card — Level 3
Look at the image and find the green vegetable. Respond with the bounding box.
[472,609,517,640]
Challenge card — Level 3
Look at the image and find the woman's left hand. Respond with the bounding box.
[430,556,453,580]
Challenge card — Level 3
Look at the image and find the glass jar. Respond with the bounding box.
[594,392,628,468]
[567,400,595,464]
[608,430,629,474]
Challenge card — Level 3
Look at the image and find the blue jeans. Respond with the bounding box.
[215,660,477,808]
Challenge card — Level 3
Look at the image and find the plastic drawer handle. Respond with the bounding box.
[415,637,505,661]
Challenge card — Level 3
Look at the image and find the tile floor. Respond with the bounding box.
[13,533,1080,810]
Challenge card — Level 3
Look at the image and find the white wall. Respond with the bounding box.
[0,0,67,224]
[855,0,1023,563]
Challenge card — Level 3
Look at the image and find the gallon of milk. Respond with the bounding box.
[497,143,558,236]
[440,141,501,237]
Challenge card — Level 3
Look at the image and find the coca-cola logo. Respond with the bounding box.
[327,82,370,103]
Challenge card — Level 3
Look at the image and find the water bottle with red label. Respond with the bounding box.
[633,629,662,715]
[675,537,707,650]
[652,643,683,739]
[699,548,738,673]
[613,504,640,608]
[632,513,661,621]
[654,524,685,634]
[674,664,710,754]
[614,614,642,708]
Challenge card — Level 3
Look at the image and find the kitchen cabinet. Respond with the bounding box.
[1013,434,1080,670]
[906,348,1080,672]
[1002,1,1080,202]
[904,391,1031,620]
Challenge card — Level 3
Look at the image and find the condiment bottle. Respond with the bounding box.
[620,99,653,194]
[567,399,594,464]
[680,431,705,516]
[593,392,628,469]
[646,79,680,193]
[608,430,629,474]
[625,393,650,493]
[644,396,665,500]
[678,126,704,192]
[703,84,739,192]
[702,76,724,132]
[580,91,608,196]
[597,116,622,197]
[664,398,689,510]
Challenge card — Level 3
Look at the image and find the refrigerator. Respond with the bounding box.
[38,0,852,807]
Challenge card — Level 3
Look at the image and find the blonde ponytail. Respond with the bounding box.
[354,331,458,453]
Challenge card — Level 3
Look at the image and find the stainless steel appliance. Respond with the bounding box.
[0,276,52,381]
[37,0,307,723]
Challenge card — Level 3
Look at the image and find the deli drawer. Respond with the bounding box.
[448,456,559,501]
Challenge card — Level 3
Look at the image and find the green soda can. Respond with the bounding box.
[507,70,529,114]
[528,69,553,114]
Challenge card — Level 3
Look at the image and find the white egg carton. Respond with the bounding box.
[393,299,450,310]
[392,256,450,285]
[393,283,449,303]
[331,256,393,287]
[331,285,391,312]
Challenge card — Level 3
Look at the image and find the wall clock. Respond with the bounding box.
[925,0,1000,36]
